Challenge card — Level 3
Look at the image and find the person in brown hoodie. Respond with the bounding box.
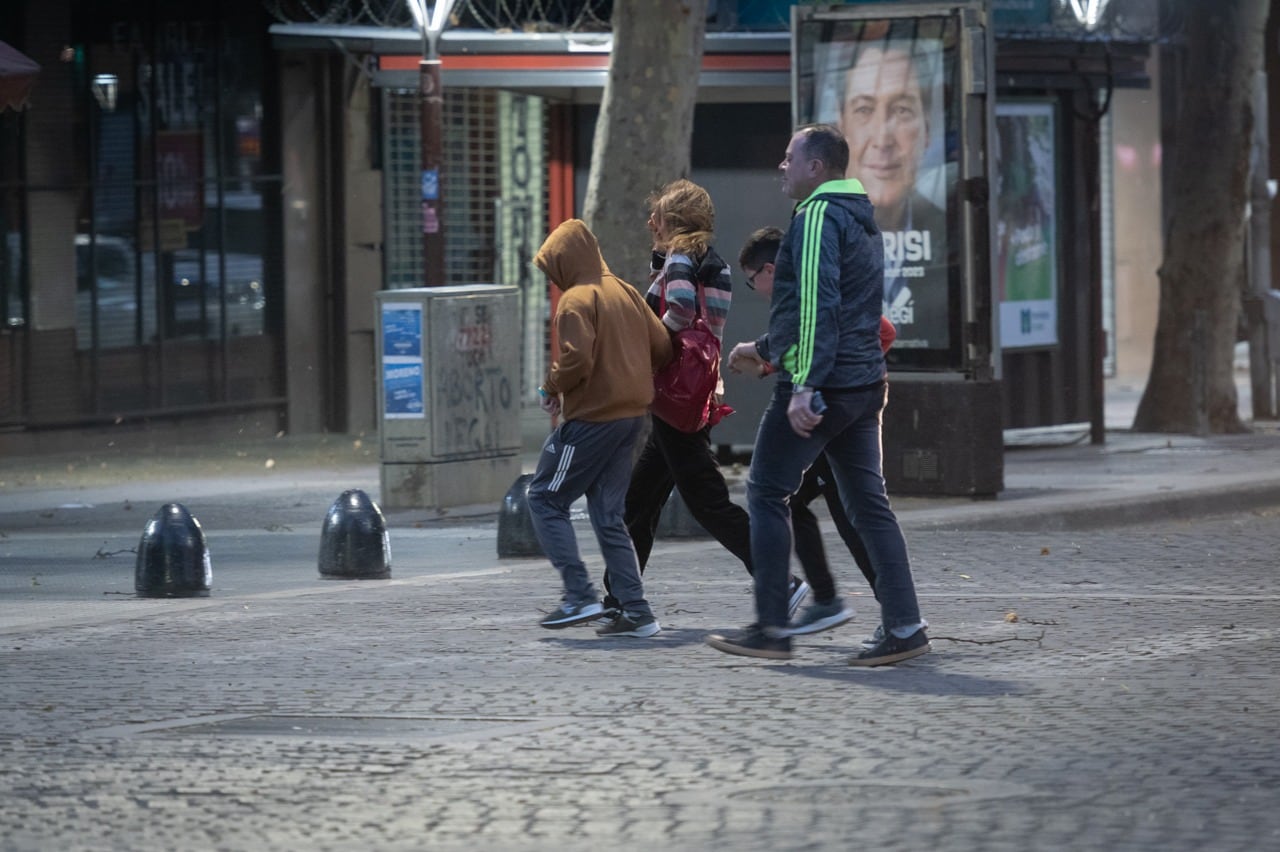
[528,219,673,637]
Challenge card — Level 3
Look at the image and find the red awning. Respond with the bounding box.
[0,41,40,112]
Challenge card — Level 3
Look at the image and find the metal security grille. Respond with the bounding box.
[383,87,501,288]
[382,87,550,401]
[383,90,423,290]
[444,89,500,283]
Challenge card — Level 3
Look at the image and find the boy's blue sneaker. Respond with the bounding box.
[787,597,854,636]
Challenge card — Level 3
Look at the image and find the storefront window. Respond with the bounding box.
[0,116,24,331]
[73,1,273,349]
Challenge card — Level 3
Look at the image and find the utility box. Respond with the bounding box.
[375,285,522,509]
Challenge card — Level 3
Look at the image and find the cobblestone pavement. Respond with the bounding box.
[2,504,1278,851]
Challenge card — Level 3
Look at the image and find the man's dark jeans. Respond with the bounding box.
[747,381,921,633]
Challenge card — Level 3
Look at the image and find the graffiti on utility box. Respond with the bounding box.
[432,298,518,456]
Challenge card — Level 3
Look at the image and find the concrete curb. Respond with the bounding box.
[904,479,1280,532]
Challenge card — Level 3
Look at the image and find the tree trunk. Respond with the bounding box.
[581,0,708,284]
[1133,0,1269,434]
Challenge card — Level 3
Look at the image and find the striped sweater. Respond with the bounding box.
[643,247,734,342]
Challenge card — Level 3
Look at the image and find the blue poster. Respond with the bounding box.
[382,301,425,418]
[383,362,425,418]
[382,303,422,357]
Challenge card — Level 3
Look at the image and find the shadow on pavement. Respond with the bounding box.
[536,626,712,650]
[769,661,1029,696]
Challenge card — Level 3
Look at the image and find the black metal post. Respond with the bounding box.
[419,57,445,287]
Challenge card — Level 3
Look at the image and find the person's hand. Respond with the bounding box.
[727,342,767,376]
[787,389,822,438]
[540,392,561,417]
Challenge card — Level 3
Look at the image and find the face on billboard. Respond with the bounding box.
[837,46,929,230]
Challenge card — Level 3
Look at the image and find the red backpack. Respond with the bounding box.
[650,280,725,432]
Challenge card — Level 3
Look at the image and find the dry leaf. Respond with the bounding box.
[1004,611,1019,623]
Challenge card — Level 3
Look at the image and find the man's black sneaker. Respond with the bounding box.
[848,627,930,667]
[596,606,623,628]
[706,625,793,660]
[787,577,811,619]
[595,613,660,638]
[860,624,885,649]
[787,597,854,636]
[539,600,605,629]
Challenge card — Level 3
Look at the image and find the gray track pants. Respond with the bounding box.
[527,415,652,617]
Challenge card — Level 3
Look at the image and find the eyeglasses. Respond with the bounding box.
[744,268,763,290]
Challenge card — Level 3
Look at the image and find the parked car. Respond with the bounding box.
[76,235,265,348]
[170,250,266,338]
[4,231,24,328]
[75,234,147,349]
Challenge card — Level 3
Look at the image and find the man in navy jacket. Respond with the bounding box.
[708,124,930,666]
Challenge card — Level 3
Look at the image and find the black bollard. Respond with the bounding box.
[318,489,391,579]
[135,503,213,598]
[497,473,544,558]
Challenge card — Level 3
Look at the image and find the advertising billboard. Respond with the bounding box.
[996,100,1059,348]
[793,11,964,369]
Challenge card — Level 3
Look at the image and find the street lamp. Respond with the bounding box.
[406,0,458,286]
[91,73,118,112]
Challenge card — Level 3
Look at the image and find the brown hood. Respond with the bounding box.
[534,219,607,292]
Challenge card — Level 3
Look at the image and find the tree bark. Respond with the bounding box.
[581,0,708,285]
[1133,0,1269,434]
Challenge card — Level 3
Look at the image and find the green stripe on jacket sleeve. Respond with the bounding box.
[793,199,827,387]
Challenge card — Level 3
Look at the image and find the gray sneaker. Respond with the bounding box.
[595,612,660,638]
[539,600,604,629]
[787,597,854,636]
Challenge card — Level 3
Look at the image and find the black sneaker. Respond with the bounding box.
[539,600,605,629]
[787,577,811,619]
[848,627,930,667]
[787,597,854,636]
[595,612,660,638]
[706,625,793,660]
[860,624,885,649]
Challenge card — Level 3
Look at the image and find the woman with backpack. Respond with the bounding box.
[599,180,809,636]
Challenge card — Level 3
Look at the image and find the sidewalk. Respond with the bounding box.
[2,379,1277,535]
